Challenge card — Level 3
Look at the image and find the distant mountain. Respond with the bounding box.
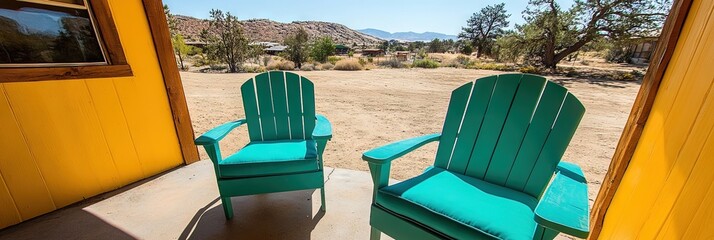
[174,15,382,45]
[358,28,458,42]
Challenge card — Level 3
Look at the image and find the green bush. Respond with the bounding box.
[412,59,440,68]
[334,59,363,71]
[327,56,343,65]
[358,58,367,66]
[518,65,541,74]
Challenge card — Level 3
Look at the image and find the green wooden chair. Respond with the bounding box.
[195,71,332,219]
[363,73,589,240]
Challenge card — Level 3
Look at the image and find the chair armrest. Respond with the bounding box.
[362,133,440,164]
[534,161,590,238]
[194,119,246,145]
[312,114,332,140]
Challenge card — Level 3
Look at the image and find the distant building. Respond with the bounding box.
[361,49,384,57]
[395,51,410,61]
[629,37,658,64]
[335,44,350,55]
[265,45,287,55]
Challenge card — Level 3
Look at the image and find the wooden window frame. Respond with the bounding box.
[588,0,693,239]
[0,0,133,83]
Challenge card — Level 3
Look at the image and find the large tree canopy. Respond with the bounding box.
[519,0,670,70]
[459,3,510,58]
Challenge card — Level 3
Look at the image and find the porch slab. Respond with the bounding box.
[0,160,393,240]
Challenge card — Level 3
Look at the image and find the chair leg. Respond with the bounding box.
[221,196,234,219]
[370,227,381,240]
[320,187,327,212]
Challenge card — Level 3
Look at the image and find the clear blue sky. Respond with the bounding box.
[163,0,574,35]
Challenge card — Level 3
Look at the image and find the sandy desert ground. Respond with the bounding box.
[182,68,640,204]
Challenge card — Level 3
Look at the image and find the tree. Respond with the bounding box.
[172,34,190,70]
[494,30,525,63]
[283,27,309,68]
[164,5,188,70]
[310,36,335,63]
[201,10,249,72]
[459,3,510,58]
[427,39,446,53]
[519,0,670,70]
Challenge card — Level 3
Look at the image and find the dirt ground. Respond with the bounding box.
[182,68,639,205]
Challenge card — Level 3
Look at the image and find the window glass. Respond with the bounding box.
[0,0,106,66]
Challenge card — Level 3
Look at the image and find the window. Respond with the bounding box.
[0,0,132,83]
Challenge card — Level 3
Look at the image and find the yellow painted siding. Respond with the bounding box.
[600,0,714,238]
[0,0,183,228]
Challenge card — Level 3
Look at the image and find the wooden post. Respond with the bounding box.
[587,0,693,239]
[141,0,201,164]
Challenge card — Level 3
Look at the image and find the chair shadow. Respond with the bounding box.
[179,189,325,240]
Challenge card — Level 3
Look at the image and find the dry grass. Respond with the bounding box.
[334,59,363,71]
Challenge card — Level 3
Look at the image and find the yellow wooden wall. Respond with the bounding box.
[599,0,714,238]
[0,0,183,229]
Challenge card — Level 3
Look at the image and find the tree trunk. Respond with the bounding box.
[476,44,483,58]
[177,53,185,71]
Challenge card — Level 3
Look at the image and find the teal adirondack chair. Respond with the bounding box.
[195,71,332,219]
[363,73,589,240]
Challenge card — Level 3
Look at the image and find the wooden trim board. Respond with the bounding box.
[0,0,133,83]
[587,0,694,239]
[141,0,200,164]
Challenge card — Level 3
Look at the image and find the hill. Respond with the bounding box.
[174,15,382,45]
[358,28,458,41]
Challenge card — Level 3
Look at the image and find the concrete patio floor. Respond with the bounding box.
[0,160,393,240]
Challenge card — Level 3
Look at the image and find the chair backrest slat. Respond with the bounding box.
[241,79,263,141]
[434,82,474,168]
[522,93,584,197]
[269,71,291,139]
[463,74,522,177]
[434,74,585,198]
[241,71,316,141]
[445,76,497,172]
[255,73,278,140]
[482,77,547,185]
[301,76,316,137]
[286,72,305,139]
[504,82,567,193]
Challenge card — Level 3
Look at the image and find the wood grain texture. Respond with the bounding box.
[141,0,200,164]
[0,65,132,83]
[588,0,694,238]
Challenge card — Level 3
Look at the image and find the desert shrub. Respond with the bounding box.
[378,58,406,68]
[469,62,513,71]
[334,59,363,71]
[300,63,315,71]
[327,56,343,65]
[358,58,367,66]
[518,65,542,74]
[242,65,266,73]
[611,70,642,81]
[320,63,334,70]
[367,57,374,63]
[412,59,440,68]
[456,55,471,65]
[267,60,295,70]
[262,56,272,66]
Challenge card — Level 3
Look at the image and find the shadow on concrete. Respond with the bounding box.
[0,208,137,240]
[179,189,325,240]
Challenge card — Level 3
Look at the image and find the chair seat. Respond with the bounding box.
[218,140,319,178]
[376,167,539,240]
